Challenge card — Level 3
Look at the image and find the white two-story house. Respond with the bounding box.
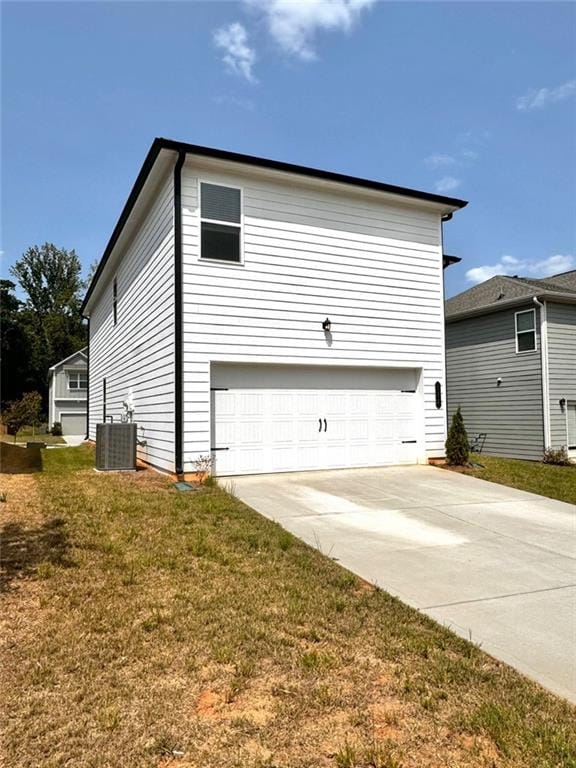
[81,139,467,477]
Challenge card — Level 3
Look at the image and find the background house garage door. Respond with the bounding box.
[61,413,86,435]
[211,364,421,476]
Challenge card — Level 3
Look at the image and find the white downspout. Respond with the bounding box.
[533,297,550,449]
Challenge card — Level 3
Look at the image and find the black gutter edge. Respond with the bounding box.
[443,254,462,269]
[81,137,468,315]
[174,151,186,477]
[85,319,90,440]
[158,137,469,209]
[80,138,165,315]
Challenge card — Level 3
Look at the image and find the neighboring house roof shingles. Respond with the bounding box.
[446,271,576,320]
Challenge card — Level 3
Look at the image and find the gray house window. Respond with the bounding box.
[200,182,242,263]
[515,309,536,353]
[68,371,87,390]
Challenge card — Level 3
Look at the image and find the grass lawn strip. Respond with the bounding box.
[1,445,575,768]
[457,453,576,506]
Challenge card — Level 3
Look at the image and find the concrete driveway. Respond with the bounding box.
[229,465,576,703]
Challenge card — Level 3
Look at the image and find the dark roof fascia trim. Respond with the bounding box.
[82,137,468,315]
[158,138,469,209]
[81,139,166,315]
[446,292,576,322]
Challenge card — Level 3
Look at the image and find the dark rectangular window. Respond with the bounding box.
[200,183,241,263]
[515,309,536,353]
[113,278,118,325]
[68,371,87,390]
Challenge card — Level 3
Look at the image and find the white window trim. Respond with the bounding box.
[198,179,244,266]
[566,400,576,453]
[67,371,88,391]
[514,309,537,354]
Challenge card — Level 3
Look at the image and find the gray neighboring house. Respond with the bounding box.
[48,348,88,435]
[445,271,576,460]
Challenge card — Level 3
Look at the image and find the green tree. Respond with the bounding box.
[0,280,34,403]
[10,243,83,319]
[8,244,87,408]
[445,406,470,466]
[2,392,43,440]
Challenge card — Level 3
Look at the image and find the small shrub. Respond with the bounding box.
[543,447,572,466]
[192,454,213,484]
[445,407,469,466]
[51,422,63,436]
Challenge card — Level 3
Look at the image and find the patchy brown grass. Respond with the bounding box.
[1,445,575,768]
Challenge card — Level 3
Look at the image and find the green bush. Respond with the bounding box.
[543,447,572,466]
[445,406,470,466]
[51,421,63,436]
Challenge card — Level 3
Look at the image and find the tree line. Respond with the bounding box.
[1,243,91,419]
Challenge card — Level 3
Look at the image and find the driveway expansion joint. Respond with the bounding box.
[422,583,576,610]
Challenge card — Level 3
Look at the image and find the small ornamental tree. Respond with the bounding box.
[2,391,43,440]
[445,406,470,466]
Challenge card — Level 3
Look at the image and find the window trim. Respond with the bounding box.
[198,179,244,266]
[67,370,88,391]
[566,400,576,452]
[514,309,537,354]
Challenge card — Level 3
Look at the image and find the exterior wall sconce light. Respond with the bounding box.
[497,377,503,386]
[434,381,442,409]
[559,398,566,409]
[322,318,331,332]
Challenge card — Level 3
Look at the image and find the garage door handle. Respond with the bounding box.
[323,419,327,432]
[318,418,322,432]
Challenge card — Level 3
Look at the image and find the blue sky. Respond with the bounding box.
[2,1,575,298]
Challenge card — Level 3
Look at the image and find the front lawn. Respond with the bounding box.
[459,454,576,505]
[1,446,575,767]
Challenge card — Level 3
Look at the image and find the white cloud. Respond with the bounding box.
[435,176,461,193]
[516,79,576,111]
[214,22,257,83]
[460,149,479,162]
[212,94,256,111]
[246,0,377,61]
[466,254,574,285]
[425,153,456,169]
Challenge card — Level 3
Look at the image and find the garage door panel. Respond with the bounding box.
[211,367,421,476]
[61,413,86,435]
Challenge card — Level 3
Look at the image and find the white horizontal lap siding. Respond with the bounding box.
[181,162,446,470]
[89,172,175,472]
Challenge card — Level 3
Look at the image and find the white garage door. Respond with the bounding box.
[61,413,86,435]
[211,364,421,476]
